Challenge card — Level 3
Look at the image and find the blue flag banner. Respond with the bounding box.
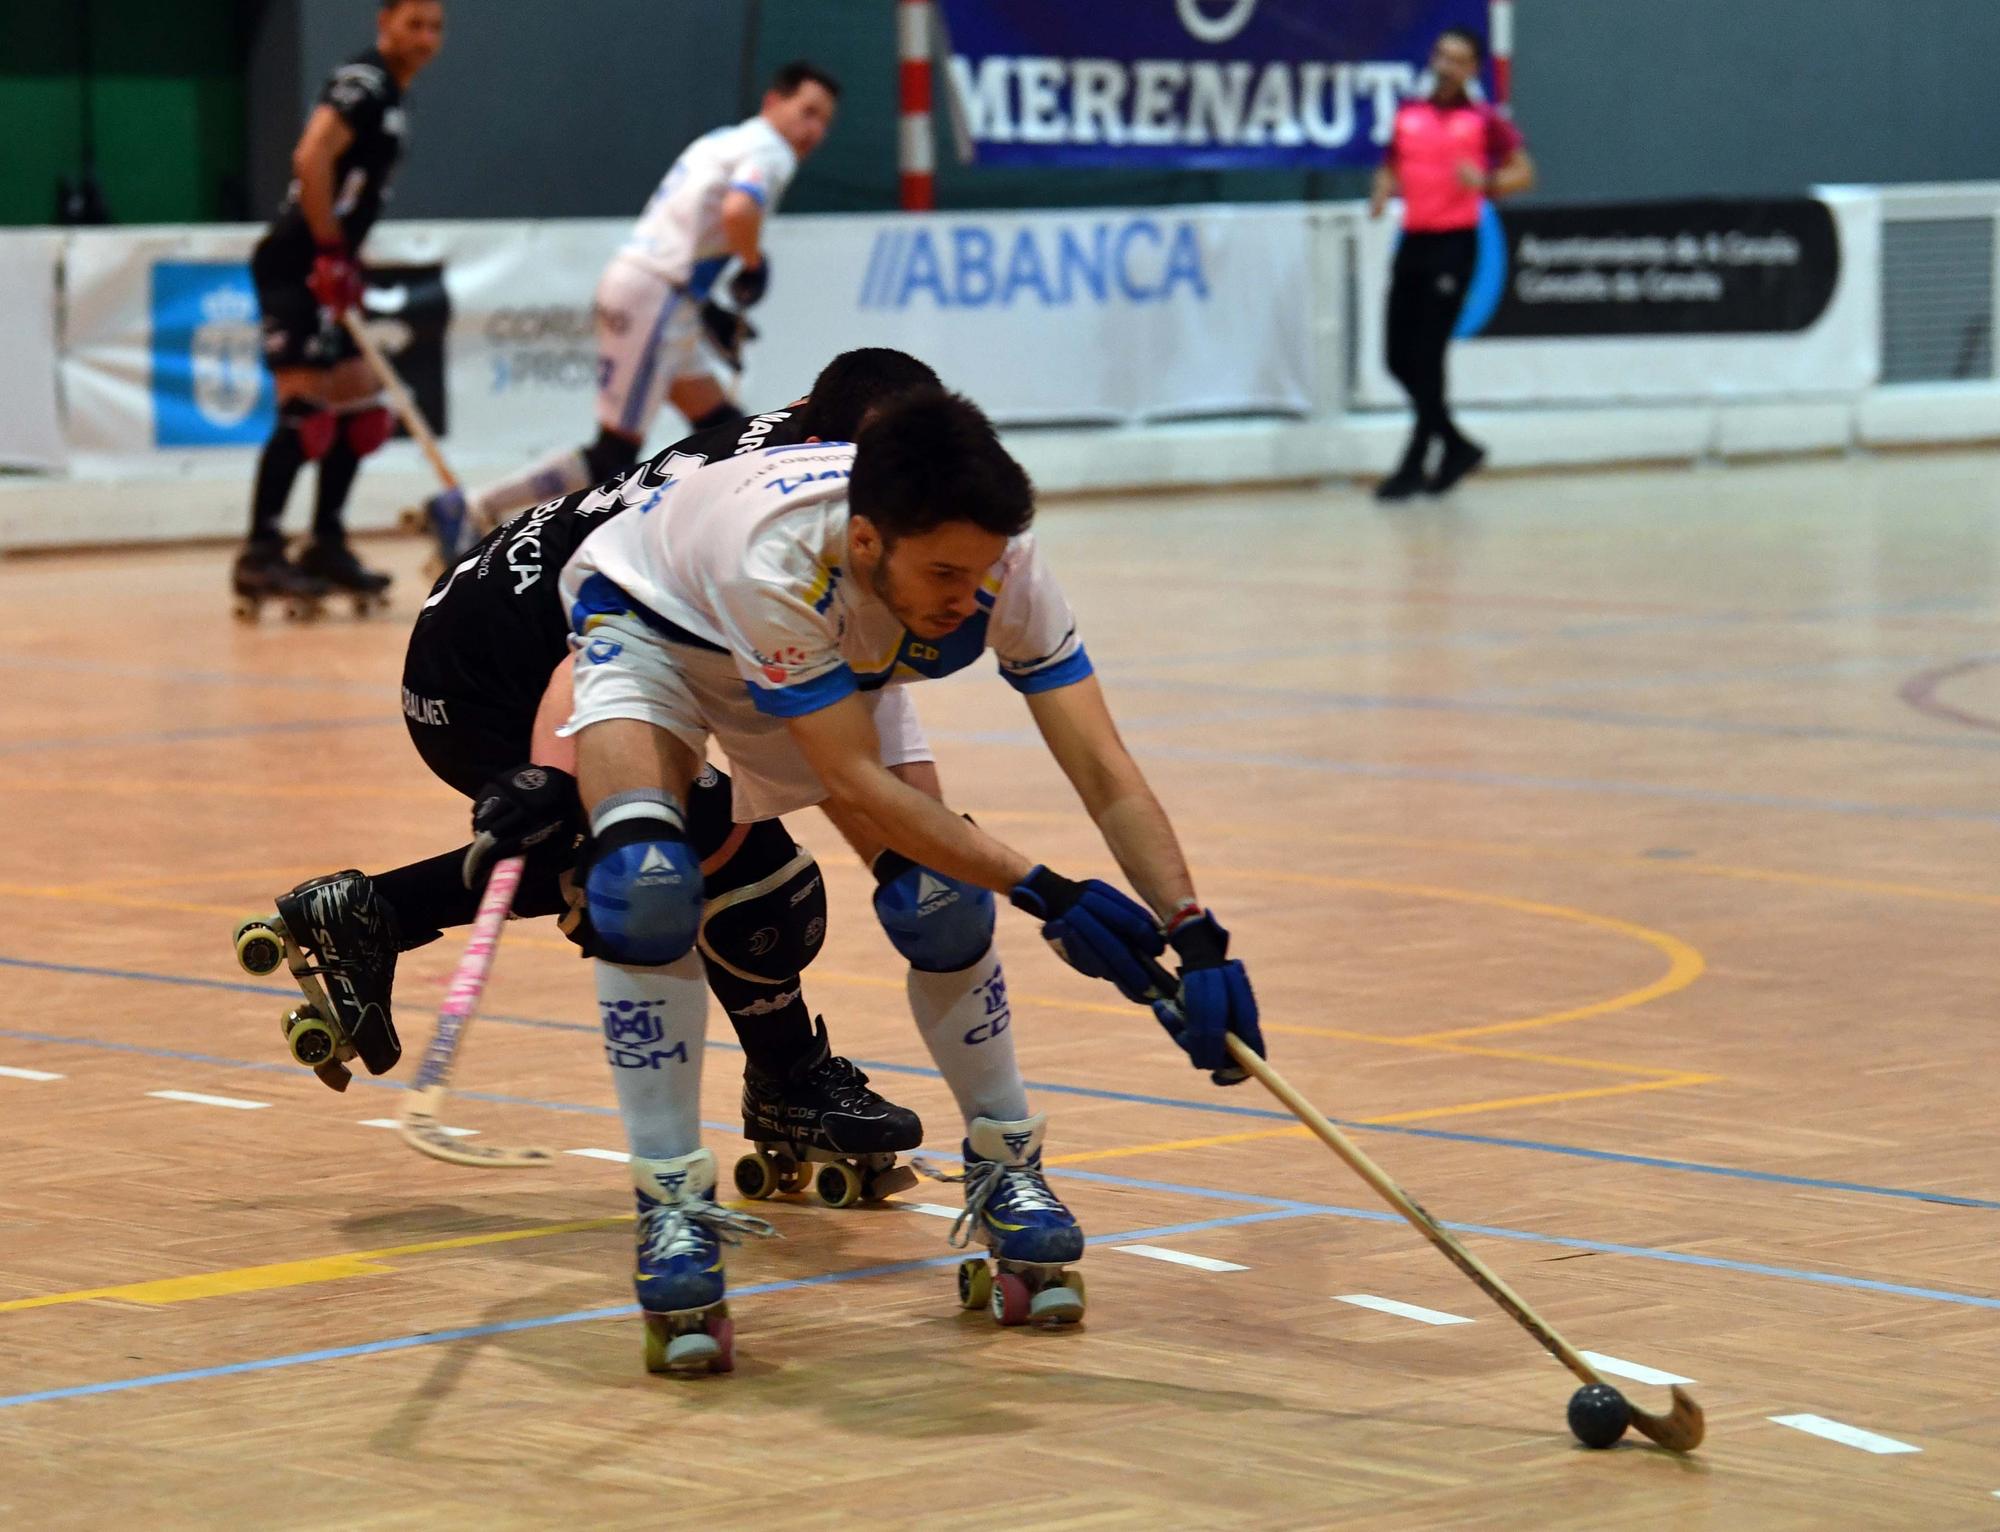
[936,0,1493,170]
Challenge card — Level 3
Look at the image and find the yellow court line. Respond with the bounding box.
[0,1216,632,1314]
[1043,1072,1717,1167]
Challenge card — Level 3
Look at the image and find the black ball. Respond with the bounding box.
[1568,1382,1631,1449]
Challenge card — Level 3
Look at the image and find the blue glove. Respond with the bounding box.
[1150,911,1263,1085]
[1009,865,1164,1004]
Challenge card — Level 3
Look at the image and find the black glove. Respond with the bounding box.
[462,764,584,889]
[698,298,758,370]
[728,257,769,309]
[1150,911,1263,1086]
[1009,865,1165,1004]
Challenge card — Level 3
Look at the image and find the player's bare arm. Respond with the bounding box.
[1022,673,1197,918]
[719,189,766,271]
[291,106,355,247]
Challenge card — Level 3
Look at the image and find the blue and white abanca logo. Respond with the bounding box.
[151,262,275,447]
[859,219,1209,311]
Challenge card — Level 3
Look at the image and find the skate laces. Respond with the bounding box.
[808,1054,882,1111]
[640,1198,778,1264]
[926,1156,1064,1250]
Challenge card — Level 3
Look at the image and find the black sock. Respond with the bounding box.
[371,849,481,949]
[705,961,818,1077]
[690,402,748,432]
[248,420,309,544]
[313,437,362,542]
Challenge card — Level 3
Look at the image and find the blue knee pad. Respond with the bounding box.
[585,809,702,967]
[872,850,996,973]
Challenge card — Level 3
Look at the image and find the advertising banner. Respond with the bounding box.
[936,0,1491,169]
[0,232,65,470]
[1355,191,1880,405]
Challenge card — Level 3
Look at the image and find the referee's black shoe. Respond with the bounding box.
[1426,438,1486,496]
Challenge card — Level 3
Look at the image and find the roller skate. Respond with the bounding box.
[633,1148,777,1376]
[232,870,403,1091]
[295,535,392,616]
[938,1113,1086,1328]
[733,1018,924,1208]
[230,539,330,622]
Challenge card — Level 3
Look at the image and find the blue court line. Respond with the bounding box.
[0,716,398,757]
[0,1205,1301,1412]
[6,953,1998,1213]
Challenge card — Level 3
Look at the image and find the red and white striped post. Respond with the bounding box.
[898,0,935,210]
[1489,0,1514,112]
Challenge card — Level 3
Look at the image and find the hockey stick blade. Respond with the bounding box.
[396,856,554,1168]
[1139,954,1705,1453]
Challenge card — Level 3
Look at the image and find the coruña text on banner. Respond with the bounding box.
[936,0,1492,169]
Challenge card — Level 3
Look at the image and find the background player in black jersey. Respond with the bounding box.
[232,0,443,609]
[248,349,941,1198]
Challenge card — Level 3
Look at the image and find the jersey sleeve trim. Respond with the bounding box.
[747,663,858,717]
[727,180,770,207]
[1001,644,1094,694]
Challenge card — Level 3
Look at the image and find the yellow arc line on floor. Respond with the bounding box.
[1041,1072,1719,1167]
[0,1216,632,1314]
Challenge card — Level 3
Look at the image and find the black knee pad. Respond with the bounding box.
[699,819,826,984]
[582,428,642,485]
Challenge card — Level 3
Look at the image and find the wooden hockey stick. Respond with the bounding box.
[338,309,463,496]
[397,855,557,1168]
[1144,960,1703,1452]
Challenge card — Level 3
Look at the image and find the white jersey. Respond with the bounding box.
[559,444,1093,720]
[617,116,797,297]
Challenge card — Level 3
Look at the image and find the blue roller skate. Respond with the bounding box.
[942,1114,1086,1328]
[405,486,479,565]
[632,1148,777,1375]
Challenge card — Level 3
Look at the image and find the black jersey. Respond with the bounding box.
[408,404,812,720]
[256,49,408,279]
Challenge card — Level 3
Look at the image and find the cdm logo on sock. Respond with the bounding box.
[857,219,1210,311]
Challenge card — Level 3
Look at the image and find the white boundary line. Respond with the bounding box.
[146,1089,269,1111]
[1769,1414,1920,1455]
[1334,1293,1473,1326]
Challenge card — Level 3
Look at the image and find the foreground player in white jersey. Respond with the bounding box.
[421,60,838,557]
[556,391,1264,1372]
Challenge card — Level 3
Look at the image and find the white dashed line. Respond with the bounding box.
[0,1066,63,1082]
[1769,1415,1920,1455]
[899,1202,963,1220]
[1333,1293,1473,1326]
[1578,1351,1694,1387]
[146,1089,269,1111]
[1112,1244,1248,1272]
[565,1147,632,1163]
[358,1118,476,1138]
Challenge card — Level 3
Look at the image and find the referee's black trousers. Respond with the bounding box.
[1385,228,1478,473]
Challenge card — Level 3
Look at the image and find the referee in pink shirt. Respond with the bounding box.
[1369,27,1535,500]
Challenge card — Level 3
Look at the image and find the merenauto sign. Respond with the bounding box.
[746,205,1315,425]
[1354,191,1881,406]
[936,0,1491,169]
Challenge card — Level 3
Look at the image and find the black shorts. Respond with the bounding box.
[256,278,359,373]
[399,639,536,802]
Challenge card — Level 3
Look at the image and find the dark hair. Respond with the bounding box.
[770,60,840,100]
[1437,26,1486,62]
[801,349,942,443]
[849,390,1034,545]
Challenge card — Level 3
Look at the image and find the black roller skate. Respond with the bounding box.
[733,1018,924,1208]
[231,539,330,622]
[295,535,392,617]
[233,870,403,1091]
[937,1113,1086,1328]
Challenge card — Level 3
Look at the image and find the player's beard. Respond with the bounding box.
[867,553,960,640]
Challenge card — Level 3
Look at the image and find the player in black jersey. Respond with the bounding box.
[243,349,941,1194]
[232,0,443,610]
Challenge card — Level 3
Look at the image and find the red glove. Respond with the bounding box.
[308,244,362,314]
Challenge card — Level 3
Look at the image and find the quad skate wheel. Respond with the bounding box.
[863,1162,918,1201]
[815,1160,864,1209]
[773,1156,812,1196]
[957,1258,992,1312]
[233,919,286,976]
[232,598,260,623]
[285,598,321,622]
[733,1152,778,1200]
[991,1271,1032,1327]
[643,1311,733,1376]
[397,504,426,535]
[285,1010,339,1068]
[1029,1277,1085,1326]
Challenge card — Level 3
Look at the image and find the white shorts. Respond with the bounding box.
[562,609,934,823]
[592,256,728,439]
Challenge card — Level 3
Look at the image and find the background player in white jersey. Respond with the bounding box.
[234,0,443,610]
[421,60,839,558]
[555,392,1263,1372]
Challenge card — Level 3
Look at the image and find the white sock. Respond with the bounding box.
[597,954,708,1161]
[907,945,1031,1126]
[470,447,590,530]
